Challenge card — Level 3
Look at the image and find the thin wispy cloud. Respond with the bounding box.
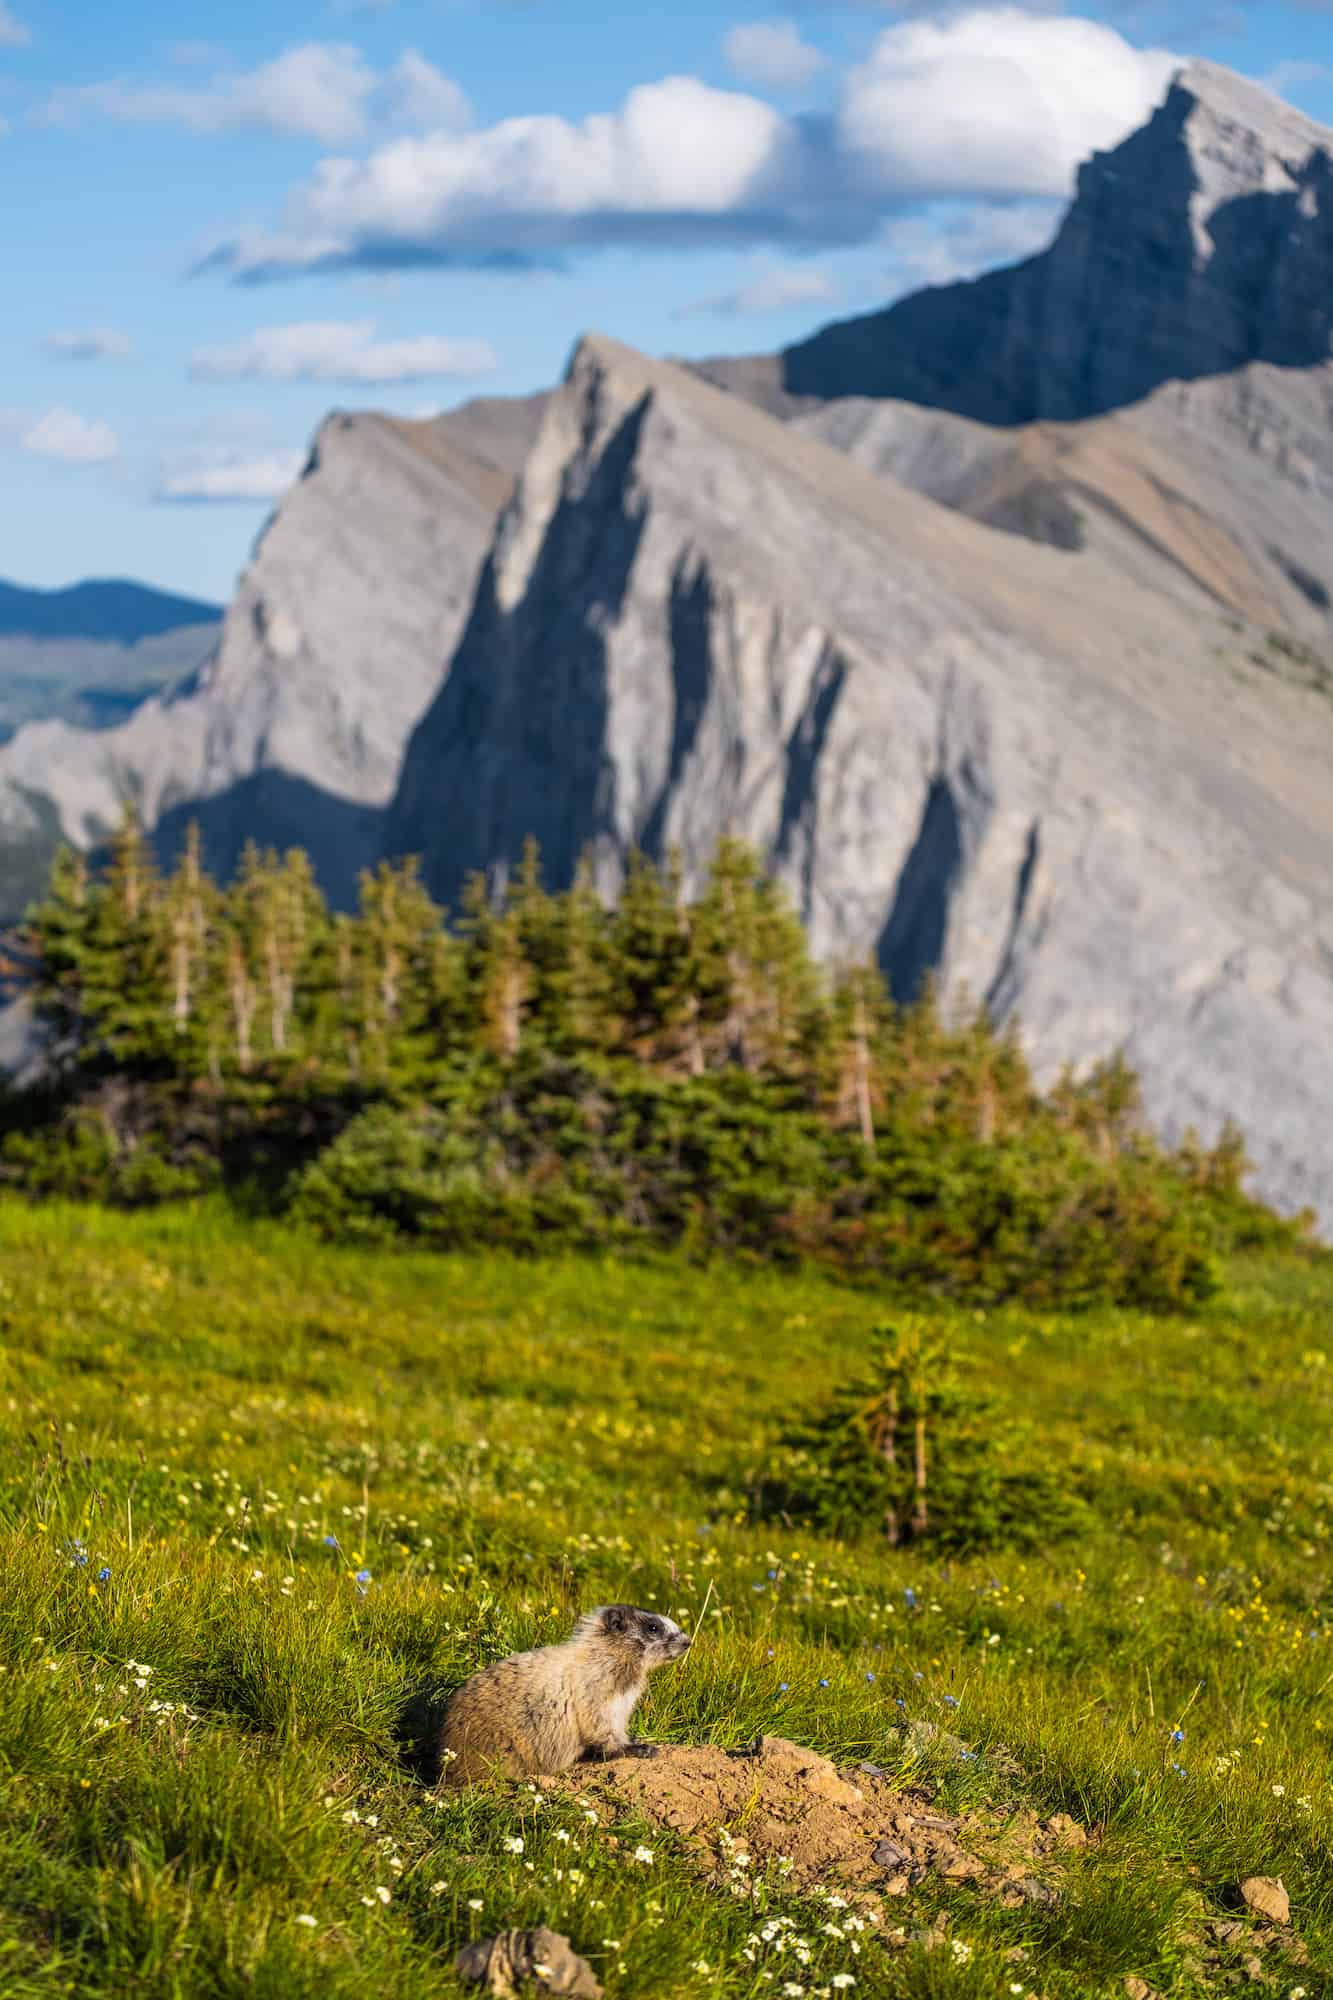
[674,265,838,317]
[0,406,120,464]
[0,4,31,48]
[37,42,470,146]
[200,12,1178,280]
[189,321,497,384]
[722,19,828,91]
[156,447,306,503]
[43,329,135,362]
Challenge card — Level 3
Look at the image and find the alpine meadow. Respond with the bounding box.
[0,823,1330,1998]
[4,7,1333,1998]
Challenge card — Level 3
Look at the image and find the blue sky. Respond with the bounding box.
[2,0,1330,604]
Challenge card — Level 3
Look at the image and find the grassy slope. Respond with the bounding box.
[0,1198,1329,1998]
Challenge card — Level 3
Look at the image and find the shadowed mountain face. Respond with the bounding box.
[696,63,1333,425]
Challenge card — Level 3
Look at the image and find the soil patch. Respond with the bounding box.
[550,1734,1089,1907]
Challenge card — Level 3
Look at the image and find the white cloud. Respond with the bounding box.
[676,264,838,317]
[38,41,470,145]
[189,320,497,383]
[202,13,1180,279]
[0,5,31,48]
[43,328,135,361]
[839,9,1179,200]
[722,19,827,92]
[0,406,120,464]
[1263,59,1333,98]
[157,448,306,503]
[206,75,799,276]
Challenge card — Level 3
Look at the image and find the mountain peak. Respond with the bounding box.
[1172,56,1330,153]
[694,56,1333,428]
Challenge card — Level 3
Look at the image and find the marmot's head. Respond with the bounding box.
[578,1604,691,1668]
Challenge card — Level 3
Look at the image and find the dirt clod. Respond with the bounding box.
[552,1734,1091,1908]
[455,1927,602,1998]
[1239,1877,1290,1925]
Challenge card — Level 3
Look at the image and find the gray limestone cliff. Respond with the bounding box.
[388,332,1333,1226]
[0,394,546,915]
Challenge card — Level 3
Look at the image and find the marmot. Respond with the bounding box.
[437,1604,690,1788]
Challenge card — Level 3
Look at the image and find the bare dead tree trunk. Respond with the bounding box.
[227,939,254,1073]
[498,962,523,1062]
[172,910,192,1032]
[853,987,875,1146]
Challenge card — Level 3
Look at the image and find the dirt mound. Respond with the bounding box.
[551,1735,1089,1907]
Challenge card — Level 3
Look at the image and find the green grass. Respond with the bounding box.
[0,1197,1329,1998]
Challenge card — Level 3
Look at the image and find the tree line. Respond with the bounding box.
[1,812,1307,1307]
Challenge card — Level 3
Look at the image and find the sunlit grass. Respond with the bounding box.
[0,1196,1329,1995]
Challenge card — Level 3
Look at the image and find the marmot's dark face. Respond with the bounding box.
[595,1604,691,1666]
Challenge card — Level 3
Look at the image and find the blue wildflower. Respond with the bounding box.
[866,1672,875,1683]
[943,1694,960,1708]
[767,1568,778,1579]
[818,1678,830,1688]
[96,1566,111,1582]
[912,1671,924,1682]
[355,1568,372,1583]
[323,1535,339,1547]
[1170,1728,1185,1743]
[904,1587,917,1608]
[778,1682,789,1693]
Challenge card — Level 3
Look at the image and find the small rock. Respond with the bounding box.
[1209,1920,1246,1945]
[909,1812,961,1832]
[455,1928,603,1999]
[1045,1812,1089,1847]
[872,1839,912,1870]
[856,1761,891,1777]
[1011,1877,1058,1908]
[1242,1956,1264,1982]
[1123,1977,1155,2000]
[1239,1877,1290,1925]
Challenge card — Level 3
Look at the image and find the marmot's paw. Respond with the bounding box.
[624,1741,660,1759]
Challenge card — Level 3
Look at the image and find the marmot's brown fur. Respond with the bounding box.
[437,1604,690,1788]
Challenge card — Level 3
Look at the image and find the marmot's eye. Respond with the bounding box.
[646,1618,663,1637]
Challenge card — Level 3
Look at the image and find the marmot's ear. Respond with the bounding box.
[603,1606,629,1634]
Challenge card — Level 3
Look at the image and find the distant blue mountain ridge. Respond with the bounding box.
[0,576,222,645]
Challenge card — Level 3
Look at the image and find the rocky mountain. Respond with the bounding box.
[0,395,546,917]
[693,61,1333,646]
[0,576,221,744]
[7,56,1333,1225]
[696,61,1333,426]
[388,324,1333,1223]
